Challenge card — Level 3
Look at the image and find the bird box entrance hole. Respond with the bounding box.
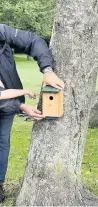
[49,96,53,100]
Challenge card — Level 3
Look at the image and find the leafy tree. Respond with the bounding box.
[0,0,55,38]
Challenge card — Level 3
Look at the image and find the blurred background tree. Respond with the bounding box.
[0,0,55,39]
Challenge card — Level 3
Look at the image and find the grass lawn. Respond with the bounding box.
[82,129,98,195]
[1,54,98,205]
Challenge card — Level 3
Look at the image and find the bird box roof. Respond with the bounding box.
[42,85,60,93]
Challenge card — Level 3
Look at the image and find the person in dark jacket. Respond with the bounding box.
[0,24,64,203]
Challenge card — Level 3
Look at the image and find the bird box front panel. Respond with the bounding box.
[42,91,63,117]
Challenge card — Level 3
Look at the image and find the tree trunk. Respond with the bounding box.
[89,92,98,128]
[16,0,98,205]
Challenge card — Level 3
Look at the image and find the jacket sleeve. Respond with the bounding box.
[0,24,54,71]
[0,98,21,114]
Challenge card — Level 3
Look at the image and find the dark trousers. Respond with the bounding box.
[0,114,14,183]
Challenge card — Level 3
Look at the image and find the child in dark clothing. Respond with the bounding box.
[0,87,44,203]
[0,87,44,120]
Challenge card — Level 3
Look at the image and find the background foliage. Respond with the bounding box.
[0,0,55,38]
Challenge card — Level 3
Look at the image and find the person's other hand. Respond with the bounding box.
[20,104,44,120]
[26,90,39,99]
[43,72,65,90]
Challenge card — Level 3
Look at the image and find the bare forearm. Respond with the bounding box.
[0,89,28,99]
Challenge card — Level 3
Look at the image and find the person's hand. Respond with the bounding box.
[43,72,65,90]
[20,104,44,120]
[25,90,39,99]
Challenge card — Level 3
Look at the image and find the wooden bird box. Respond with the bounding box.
[42,85,63,120]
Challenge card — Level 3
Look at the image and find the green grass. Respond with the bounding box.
[4,116,33,205]
[15,55,43,105]
[82,129,98,195]
[1,54,98,205]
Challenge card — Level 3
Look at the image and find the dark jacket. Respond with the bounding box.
[0,86,21,115]
[0,24,54,103]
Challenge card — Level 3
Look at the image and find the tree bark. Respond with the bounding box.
[16,0,98,205]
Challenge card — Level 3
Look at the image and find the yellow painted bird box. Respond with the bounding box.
[42,86,63,120]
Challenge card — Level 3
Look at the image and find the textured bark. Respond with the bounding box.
[16,0,98,205]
